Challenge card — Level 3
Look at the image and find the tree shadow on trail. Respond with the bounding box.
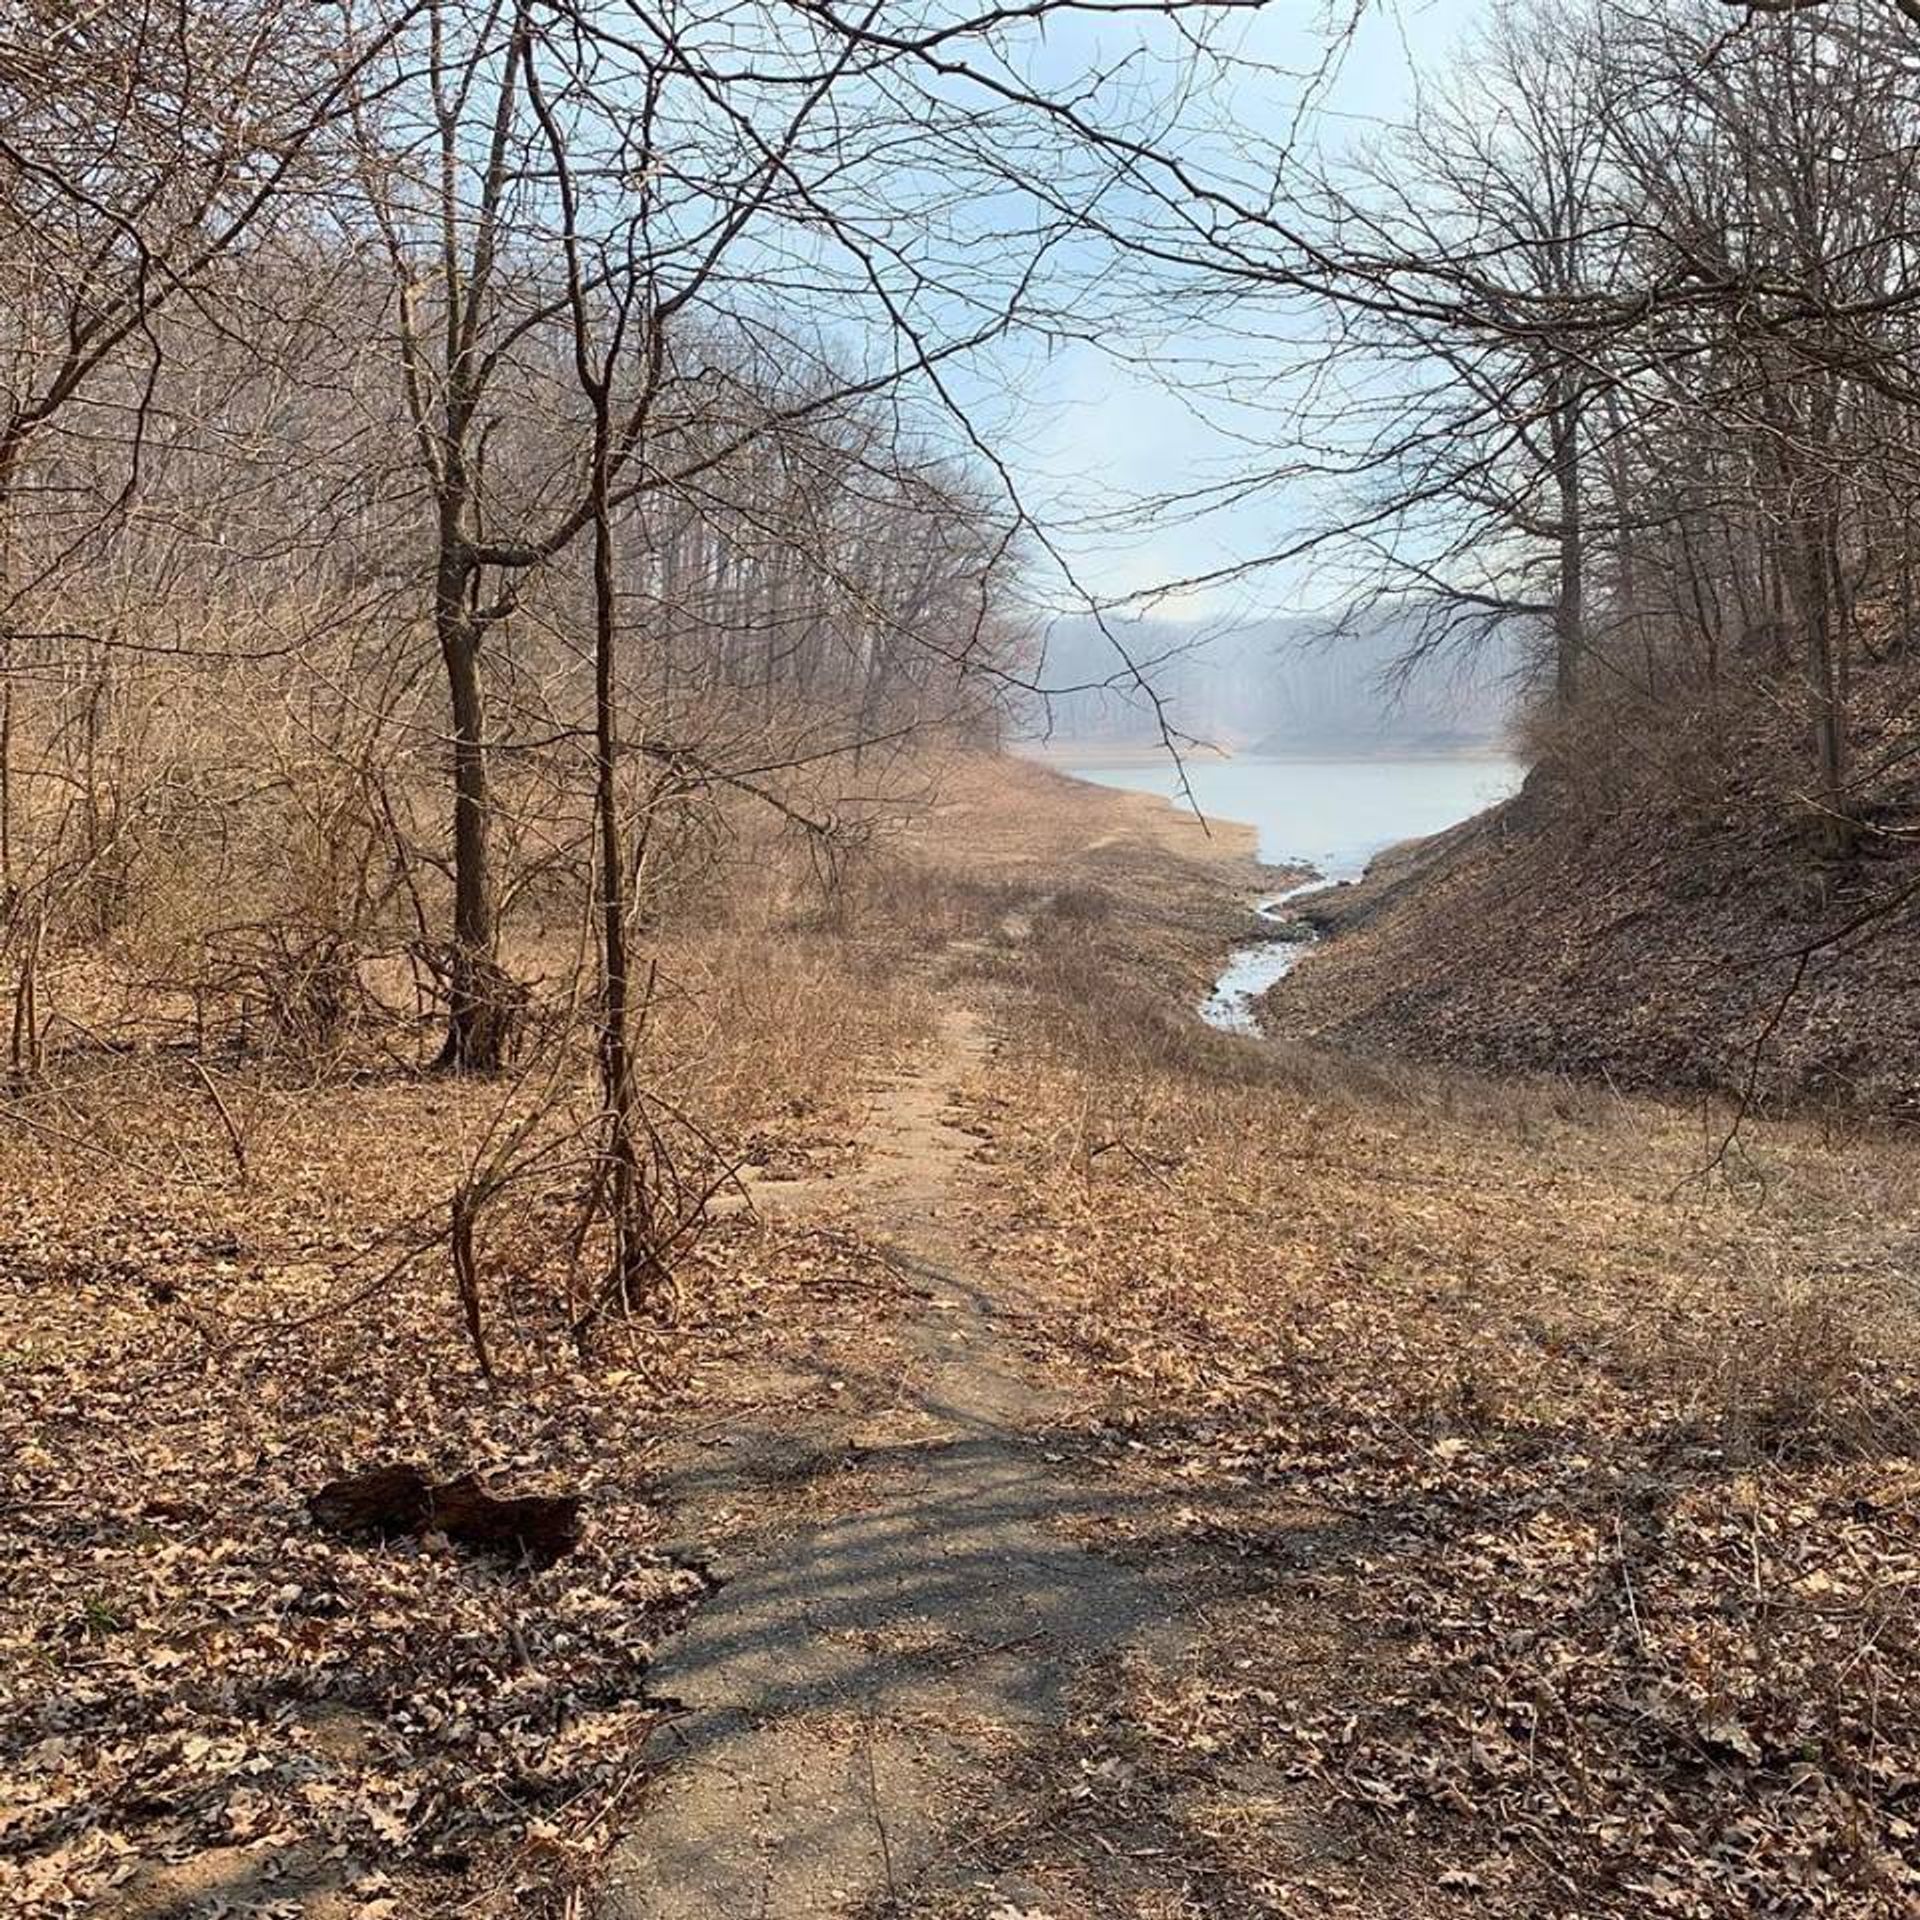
[613,1261,1405,1919]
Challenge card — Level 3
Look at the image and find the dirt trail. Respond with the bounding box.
[606,995,1187,1917]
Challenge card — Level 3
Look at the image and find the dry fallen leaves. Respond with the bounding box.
[0,1066,911,1917]
[980,1038,1920,1918]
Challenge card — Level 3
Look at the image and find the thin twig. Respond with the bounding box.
[186,1056,248,1182]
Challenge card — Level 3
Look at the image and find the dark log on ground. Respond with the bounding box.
[425,1474,582,1562]
[307,1464,581,1562]
[307,1463,432,1540]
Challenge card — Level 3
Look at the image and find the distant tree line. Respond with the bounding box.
[1074,0,1920,858]
[1302,0,1920,854]
[16,0,1916,1323]
[1034,608,1518,752]
[0,0,1251,1332]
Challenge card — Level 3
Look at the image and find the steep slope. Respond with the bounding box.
[1263,729,1920,1116]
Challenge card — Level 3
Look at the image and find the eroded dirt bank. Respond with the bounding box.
[1260,750,1920,1116]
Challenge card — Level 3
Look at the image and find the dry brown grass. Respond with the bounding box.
[0,753,999,1918]
[15,742,1918,1915]
[964,874,1920,1913]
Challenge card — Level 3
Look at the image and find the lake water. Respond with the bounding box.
[1065,753,1525,1031]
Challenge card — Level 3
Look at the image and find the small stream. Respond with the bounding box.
[1200,876,1333,1035]
[1061,753,1526,1034]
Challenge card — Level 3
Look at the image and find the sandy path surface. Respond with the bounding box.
[606,994,1191,1918]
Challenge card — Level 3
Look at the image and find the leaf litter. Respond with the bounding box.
[976,1039,1920,1918]
[0,1059,912,1917]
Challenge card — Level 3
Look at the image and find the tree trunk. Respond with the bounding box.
[1550,385,1585,707]
[587,419,665,1323]
[0,437,18,910]
[436,571,504,1069]
[1798,513,1853,858]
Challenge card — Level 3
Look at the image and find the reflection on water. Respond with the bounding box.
[1066,754,1524,1033]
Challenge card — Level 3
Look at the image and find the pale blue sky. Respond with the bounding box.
[975,0,1483,620]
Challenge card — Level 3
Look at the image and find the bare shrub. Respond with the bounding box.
[1699,1281,1887,1461]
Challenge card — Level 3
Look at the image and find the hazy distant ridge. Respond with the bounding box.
[1031,607,1518,752]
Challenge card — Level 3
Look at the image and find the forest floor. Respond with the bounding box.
[7,752,1920,1918]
